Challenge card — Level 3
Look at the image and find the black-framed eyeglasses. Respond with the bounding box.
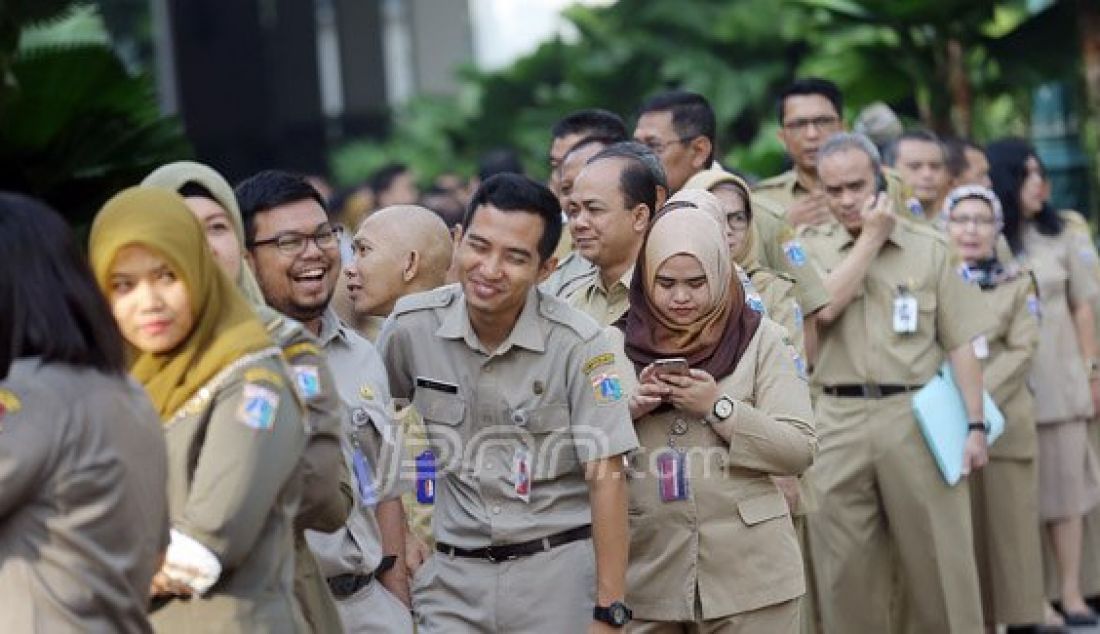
[249,223,343,256]
[782,115,841,134]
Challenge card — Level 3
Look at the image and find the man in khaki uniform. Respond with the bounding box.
[237,170,414,632]
[755,78,916,228]
[342,204,454,571]
[799,133,991,633]
[379,174,639,632]
[884,130,952,227]
[543,110,628,298]
[567,146,659,325]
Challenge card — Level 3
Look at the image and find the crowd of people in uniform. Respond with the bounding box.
[1,75,1098,634]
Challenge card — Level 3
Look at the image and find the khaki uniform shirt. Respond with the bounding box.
[306,308,407,578]
[799,219,991,386]
[0,360,168,634]
[749,266,805,357]
[1023,223,1100,423]
[379,284,639,548]
[965,270,1039,458]
[568,266,633,326]
[752,195,831,316]
[541,250,598,299]
[152,348,308,633]
[609,321,815,621]
[259,306,349,634]
[754,167,912,218]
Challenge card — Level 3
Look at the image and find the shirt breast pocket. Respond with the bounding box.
[412,389,467,472]
[522,404,579,481]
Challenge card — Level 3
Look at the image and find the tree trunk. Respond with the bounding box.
[946,38,972,137]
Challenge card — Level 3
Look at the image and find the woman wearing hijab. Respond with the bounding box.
[142,161,351,632]
[0,193,168,633]
[608,207,816,632]
[90,186,308,633]
[943,185,1046,630]
[670,183,807,362]
[989,138,1100,626]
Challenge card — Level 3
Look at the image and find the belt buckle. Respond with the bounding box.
[862,383,882,399]
[486,546,515,563]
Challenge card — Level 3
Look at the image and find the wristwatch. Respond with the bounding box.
[593,601,632,628]
[705,394,736,425]
[967,420,989,434]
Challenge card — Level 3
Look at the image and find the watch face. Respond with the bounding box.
[715,397,734,419]
[611,604,627,625]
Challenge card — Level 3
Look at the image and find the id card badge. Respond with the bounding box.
[352,446,380,506]
[656,449,689,502]
[513,446,531,502]
[893,287,918,334]
[415,450,436,505]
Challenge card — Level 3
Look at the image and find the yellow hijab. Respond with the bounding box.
[678,169,760,268]
[141,160,267,305]
[89,186,273,420]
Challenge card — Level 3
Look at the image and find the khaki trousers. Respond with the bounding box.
[807,394,983,633]
[412,538,595,633]
[630,598,799,634]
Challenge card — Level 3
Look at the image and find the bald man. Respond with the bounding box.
[342,204,453,579]
[340,205,454,341]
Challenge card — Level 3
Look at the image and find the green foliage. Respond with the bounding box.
[333,0,1079,189]
[0,1,190,229]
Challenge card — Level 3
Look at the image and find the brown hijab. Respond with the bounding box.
[619,205,761,379]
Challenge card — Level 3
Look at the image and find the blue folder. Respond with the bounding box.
[912,363,1005,486]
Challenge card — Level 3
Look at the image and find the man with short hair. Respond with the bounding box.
[798,133,990,633]
[379,173,638,632]
[370,163,419,209]
[755,78,846,228]
[548,108,629,196]
[236,170,413,633]
[633,90,715,194]
[567,148,658,326]
[945,137,993,190]
[542,111,630,299]
[884,130,951,225]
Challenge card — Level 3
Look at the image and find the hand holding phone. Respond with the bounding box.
[653,358,689,378]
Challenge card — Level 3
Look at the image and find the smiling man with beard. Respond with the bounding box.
[237,170,414,633]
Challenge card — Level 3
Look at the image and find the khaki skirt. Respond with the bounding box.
[1037,419,1100,521]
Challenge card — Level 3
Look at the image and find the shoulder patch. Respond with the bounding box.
[244,367,284,388]
[782,239,808,267]
[539,293,601,340]
[590,371,624,406]
[393,285,457,317]
[0,388,22,421]
[238,383,280,430]
[283,341,321,361]
[292,365,322,400]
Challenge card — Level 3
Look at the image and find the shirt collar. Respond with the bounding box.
[436,286,546,355]
[317,307,348,347]
[595,266,634,295]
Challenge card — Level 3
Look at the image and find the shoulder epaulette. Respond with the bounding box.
[538,292,601,341]
[392,284,458,317]
[754,171,794,191]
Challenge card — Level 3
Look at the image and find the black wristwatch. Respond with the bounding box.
[967,420,989,434]
[593,601,632,627]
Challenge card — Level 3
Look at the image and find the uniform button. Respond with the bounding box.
[492,505,502,515]
[485,463,494,470]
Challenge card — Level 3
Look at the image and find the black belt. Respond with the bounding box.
[436,525,592,563]
[327,555,397,598]
[821,383,922,399]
